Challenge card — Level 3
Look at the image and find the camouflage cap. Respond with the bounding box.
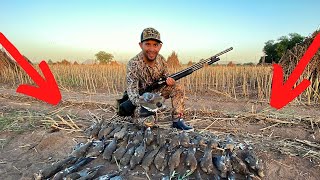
[140,27,162,43]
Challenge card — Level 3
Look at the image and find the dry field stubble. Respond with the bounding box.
[2,63,318,104]
[1,64,275,100]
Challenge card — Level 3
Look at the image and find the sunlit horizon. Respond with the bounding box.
[1,0,319,64]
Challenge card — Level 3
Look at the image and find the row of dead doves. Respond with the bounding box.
[35,122,264,179]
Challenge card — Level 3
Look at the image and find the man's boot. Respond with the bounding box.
[172,118,194,132]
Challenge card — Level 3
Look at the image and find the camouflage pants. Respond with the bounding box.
[133,83,185,122]
[158,83,185,119]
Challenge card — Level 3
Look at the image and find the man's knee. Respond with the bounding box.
[159,83,185,99]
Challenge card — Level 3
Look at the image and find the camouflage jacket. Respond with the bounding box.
[126,51,169,106]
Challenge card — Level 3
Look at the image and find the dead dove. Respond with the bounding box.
[93,171,120,180]
[35,156,77,179]
[229,151,249,175]
[109,176,123,180]
[211,174,221,180]
[132,130,144,145]
[111,135,129,163]
[213,154,228,178]
[242,149,265,177]
[77,165,104,180]
[129,140,146,169]
[144,127,154,146]
[210,136,220,149]
[168,134,180,152]
[89,119,105,139]
[227,170,236,180]
[195,169,204,180]
[141,146,161,172]
[156,128,166,147]
[185,143,197,174]
[65,169,86,180]
[168,148,184,177]
[224,136,235,152]
[179,131,190,148]
[86,140,105,158]
[52,157,94,180]
[106,125,122,139]
[102,137,118,161]
[200,140,215,174]
[98,124,114,140]
[70,141,93,158]
[65,165,103,180]
[114,124,128,140]
[120,146,135,166]
[194,134,206,150]
[154,144,169,171]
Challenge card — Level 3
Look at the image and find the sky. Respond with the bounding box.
[1,0,319,64]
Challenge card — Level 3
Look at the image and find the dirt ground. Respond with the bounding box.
[0,86,319,180]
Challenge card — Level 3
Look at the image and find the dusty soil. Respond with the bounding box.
[0,86,319,180]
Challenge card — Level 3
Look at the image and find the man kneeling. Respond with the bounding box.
[125,27,193,132]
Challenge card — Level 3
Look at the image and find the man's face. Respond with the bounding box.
[139,39,162,61]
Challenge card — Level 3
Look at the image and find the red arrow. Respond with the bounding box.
[0,32,61,105]
[270,33,320,109]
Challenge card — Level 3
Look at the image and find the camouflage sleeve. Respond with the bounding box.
[160,55,170,77]
[126,60,140,106]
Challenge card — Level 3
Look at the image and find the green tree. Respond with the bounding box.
[288,33,304,48]
[261,33,304,63]
[262,40,278,63]
[95,51,114,64]
[276,36,290,58]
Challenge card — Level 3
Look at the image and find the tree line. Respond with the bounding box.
[260,33,305,64]
[47,32,306,66]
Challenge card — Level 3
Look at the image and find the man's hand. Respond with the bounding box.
[166,77,175,86]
